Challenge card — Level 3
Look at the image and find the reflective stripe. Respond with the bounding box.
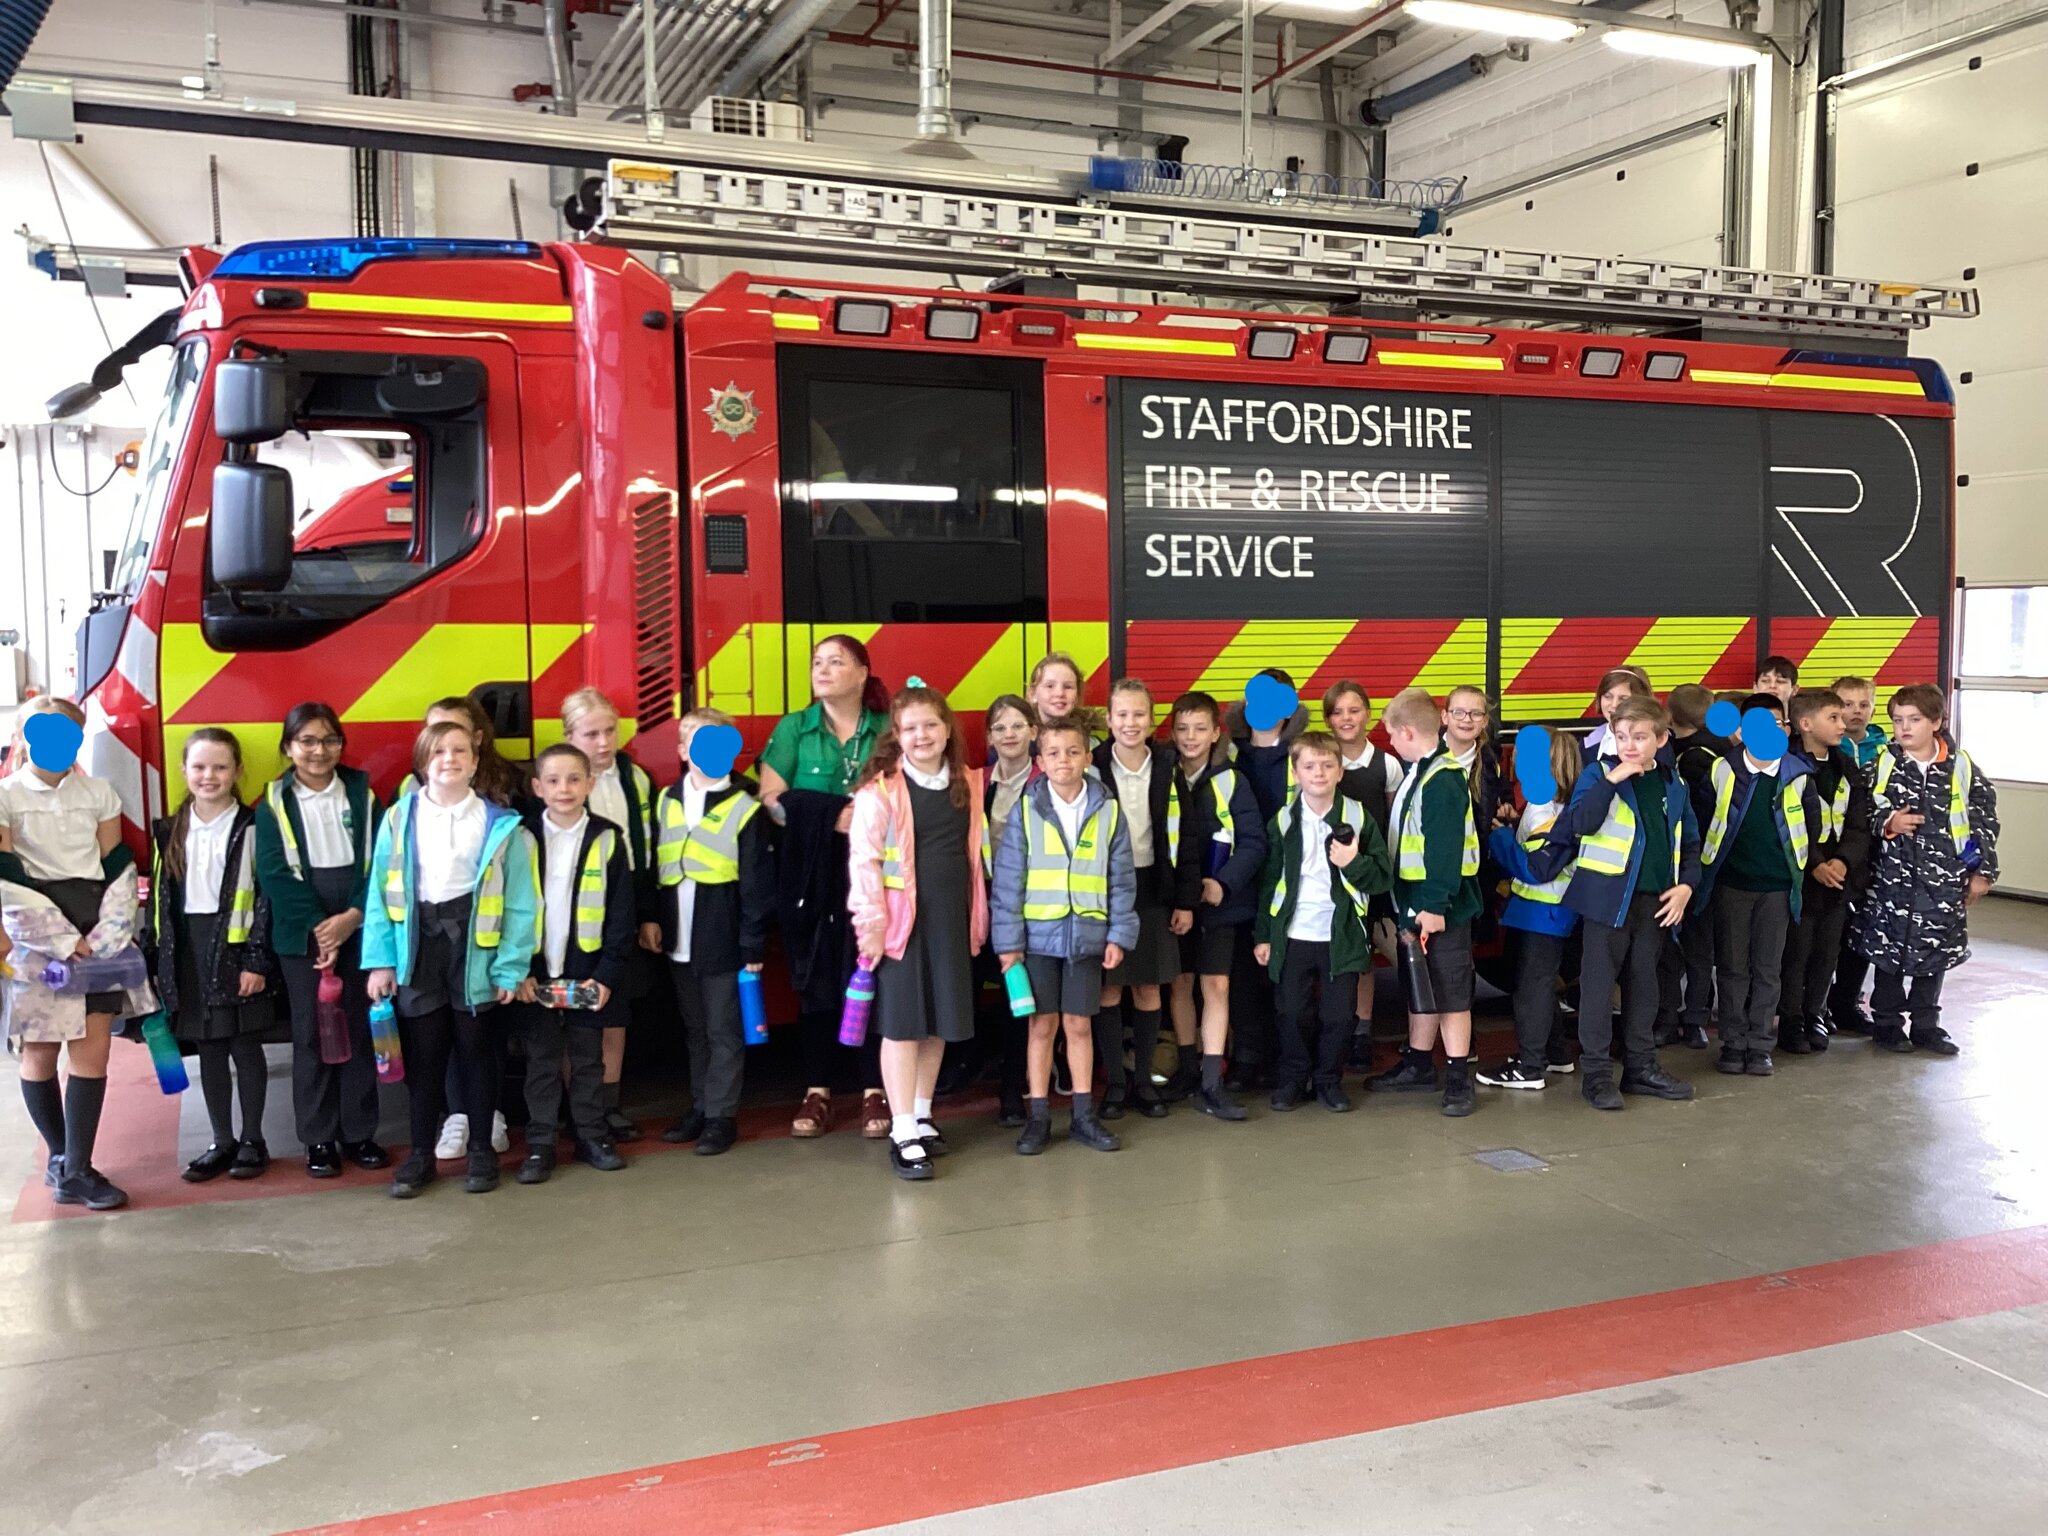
[1509,808,1570,905]
[1781,780,1810,872]
[1020,797,1119,923]
[473,844,508,949]
[1818,775,1851,843]
[1701,762,1737,865]
[1270,799,1369,916]
[380,798,509,946]
[226,838,258,944]
[1875,749,1975,850]
[1703,759,1810,880]
[656,789,760,887]
[1395,757,1480,881]
[534,828,616,957]
[1165,770,1236,866]
[265,780,303,877]
[1577,794,1637,878]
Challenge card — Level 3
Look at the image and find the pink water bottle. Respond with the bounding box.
[839,963,876,1047]
[315,969,353,1065]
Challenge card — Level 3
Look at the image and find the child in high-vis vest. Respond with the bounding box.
[1372,688,1483,1117]
[1540,694,1701,1112]
[146,729,276,1183]
[1776,689,1871,1055]
[655,707,773,1157]
[1854,685,1999,1056]
[1478,726,1584,1091]
[848,683,990,1181]
[364,720,540,1199]
[1163,691,1267,1121]
[993,715,1138,1155]
[513,744,635,1184]
[1251,732,1391,1113]
[1322,681,1401,1065]
[1093,679,1175,1122]
[1693,704,1821,1078]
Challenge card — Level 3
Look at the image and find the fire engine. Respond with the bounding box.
[58,155,1973,853]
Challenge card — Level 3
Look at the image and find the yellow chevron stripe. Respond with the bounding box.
[1498,618,1561,695]
[161,623,237,723]
[341,623,531,723]
[1500,692,1602,720]
[1797,616,1918,681]
[1048,621,1112,689]
[304,292,571,324]
[1410,618,1489,696]
[1623,615,1751,687]
[700,625,756,718]
[948,623,1030,713]
[1189,621,1357,704]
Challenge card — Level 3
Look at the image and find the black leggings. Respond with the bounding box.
[398,1007,502,1156]
[196,1036,268,1145]
[796,1008,883,1093]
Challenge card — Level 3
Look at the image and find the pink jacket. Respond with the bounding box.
[848,767,989,963]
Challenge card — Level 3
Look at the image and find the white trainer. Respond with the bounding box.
[434,1113,469,1160]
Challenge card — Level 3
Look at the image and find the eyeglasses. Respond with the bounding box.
[1445,708,1488,723]
[292,735,345,752]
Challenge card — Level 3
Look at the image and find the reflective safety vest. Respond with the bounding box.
[380,799,512,949]
[1395,757,1480,881]
[1165,768,1237,866]
[656,789,760,887]
[1020,795,1121,922]
[1269,798,1371,917]
[1578,782,1681,880]
[531,827,617,955]
[1700,759,1809,875]
[1509,808,1570,906]
[265,775,367,880]
[1874,748,1976,851]
[1816,771,1852,845]
[156,824,258,944]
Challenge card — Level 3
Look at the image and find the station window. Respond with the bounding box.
[779,348,1046,624]
[1956,584,2048,786]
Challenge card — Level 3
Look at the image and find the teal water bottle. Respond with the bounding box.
[1003,961,1036,1018]
[140,1013,189,1095]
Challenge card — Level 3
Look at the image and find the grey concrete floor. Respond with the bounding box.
[2,898,2044,1535]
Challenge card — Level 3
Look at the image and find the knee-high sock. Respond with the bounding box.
[230,1036,269,1141]
[1131,1008,1163,1094]
[21,1077,65,1160]
[63,1074,108,1177]
[1092,1008,1126,1092]
[197,1040,237,1145]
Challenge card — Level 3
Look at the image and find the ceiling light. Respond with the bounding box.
[1406,1,1583,44]
[1602,28,1766,66]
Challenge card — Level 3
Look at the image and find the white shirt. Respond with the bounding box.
[589,764,633,866]
[1048,782,1090,849]
[1286,798,1337,943]
[669,775,731,964]
[1453,743,1479,773]
[183,804,237,914]
[538,812,588,978]
[414,791,487,903]
[0,767,122,882]
[1389,757,1423,849]
[1108,749,1155,867]
[903,760,950,791]
[293,775,356,869]
[1745,752,1781,778]
[1342,746,1402,804]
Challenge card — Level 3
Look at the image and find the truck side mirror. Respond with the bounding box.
[211,462,294,591]
[214,357,292,443]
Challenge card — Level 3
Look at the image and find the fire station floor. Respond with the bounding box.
[4,899,2048,1536]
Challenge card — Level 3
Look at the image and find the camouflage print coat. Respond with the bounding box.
[1852,743,2000,977]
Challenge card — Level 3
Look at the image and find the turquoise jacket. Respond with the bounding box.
[360,795,538,1008]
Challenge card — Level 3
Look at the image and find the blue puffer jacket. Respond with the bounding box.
[1487,812,1578,938]
[990,776,1139,961]
[1535,764,1702,930]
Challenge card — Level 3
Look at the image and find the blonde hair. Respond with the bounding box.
[681,705,734,730]
[1109,677,1153,706]
[1548,730,1583,796]
[1382,687,1441,736]
[412,719,478,782]
[1030,652,1085,694]
[16,695,86,729]
[1290,729,1342,765]
[1611,695,1671,734]
[562,687,622,731]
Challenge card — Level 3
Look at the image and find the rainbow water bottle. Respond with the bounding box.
[839,964,875,1048]
[368,997,405,1085]
[140,1012,189,1095]
[737,967,768,1046]
[315,969,353,1065]
[1003,961,1036,1018]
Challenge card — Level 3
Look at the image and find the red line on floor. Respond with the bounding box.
[293,1221,2048,1536]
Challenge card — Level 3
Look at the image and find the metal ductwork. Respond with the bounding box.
[543,0,577,117]
[905,0,973,158]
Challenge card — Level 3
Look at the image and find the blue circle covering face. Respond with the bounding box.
[1705,700,1741,738]
[24,713,83,773]
[1513,724,1556,805]
[1741,708,1789,762]
[1243,673,1299,732]
[689,723,743,780]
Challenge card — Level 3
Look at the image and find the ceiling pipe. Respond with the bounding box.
[717,0,844,98]
[906,0,974,156]
[826,28,1234,92]
[543,0,577,116]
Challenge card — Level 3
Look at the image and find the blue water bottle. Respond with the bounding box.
[737,968,768,1045]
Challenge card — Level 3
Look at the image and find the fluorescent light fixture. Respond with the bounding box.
[925,306,981,341]
[1323,333,1372,365]
[833,299,893,335]
[1579,347,1624,379]
[807,482,958,503]
[1645,352,1688,381]
[1247,328,1299,361]
[1602,27,1765,66]
[1407,1,1582,43]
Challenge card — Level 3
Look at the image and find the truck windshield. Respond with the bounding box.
[110,337,207,599]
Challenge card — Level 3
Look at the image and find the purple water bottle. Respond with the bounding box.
[839,963,875,1048]
[315,969,353,1064]
[738,968,768,1046]
[369,997,405,1085]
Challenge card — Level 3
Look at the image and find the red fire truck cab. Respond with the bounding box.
[72,237,1954,848]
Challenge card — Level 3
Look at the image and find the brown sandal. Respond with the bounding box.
[792,1090,832,1139]
[860,1090,891,1140]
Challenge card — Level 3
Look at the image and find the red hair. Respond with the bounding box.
[816,633,891,714]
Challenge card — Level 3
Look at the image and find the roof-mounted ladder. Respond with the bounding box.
[601,157,1978,342]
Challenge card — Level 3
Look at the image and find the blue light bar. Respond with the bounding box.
[213,238,542,281]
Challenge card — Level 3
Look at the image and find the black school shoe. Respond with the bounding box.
[182,1143,238,1183]
[1371,1048,1438,1092]
[997,1091,1027,1129]
[662,1110,706,1145]
[517,1145,556,1185]
[1582,1070,1623,1111]
[1680,1023,1710,1050]
[1804,1017,1832,1053]
[389,1154,435,1199]
[1911,1026,1961,1057]
[604,1108,644,1144]
[1269,1082,1307,1113]
[230,1139,271,1180]
[465,1148,502,1194]
[1871,1024,1914,1053]
[1440,1060,1475,1118]
[306,1141,343,1178]
[1716,1045,1747,1075]
[44,1153,64,1189]
[695,1117,740,1156]
[1069,1112,1121,1152]
[1316,1083,1354,1113]
[1194,1085,1249,1121]
[344,1139,390,1170]
[914,1119,947,1157]
[1780,1024,1812,1055]
[575,1137,626,1171]
[1745,1050,1775,1077]
[54,1167,128,1210]
[1477,1059,1546,1090]
[1653,1016,1682,1048]
[1129,1087,1170,1120]
[1621,1061,1696,1100]
[889,1137,936,1179]
[1015,1115,1053,1156]
[1100,1088,1127,1122]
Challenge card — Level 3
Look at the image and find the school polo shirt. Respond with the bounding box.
[0,767,122,881]
[758,702,889,796]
